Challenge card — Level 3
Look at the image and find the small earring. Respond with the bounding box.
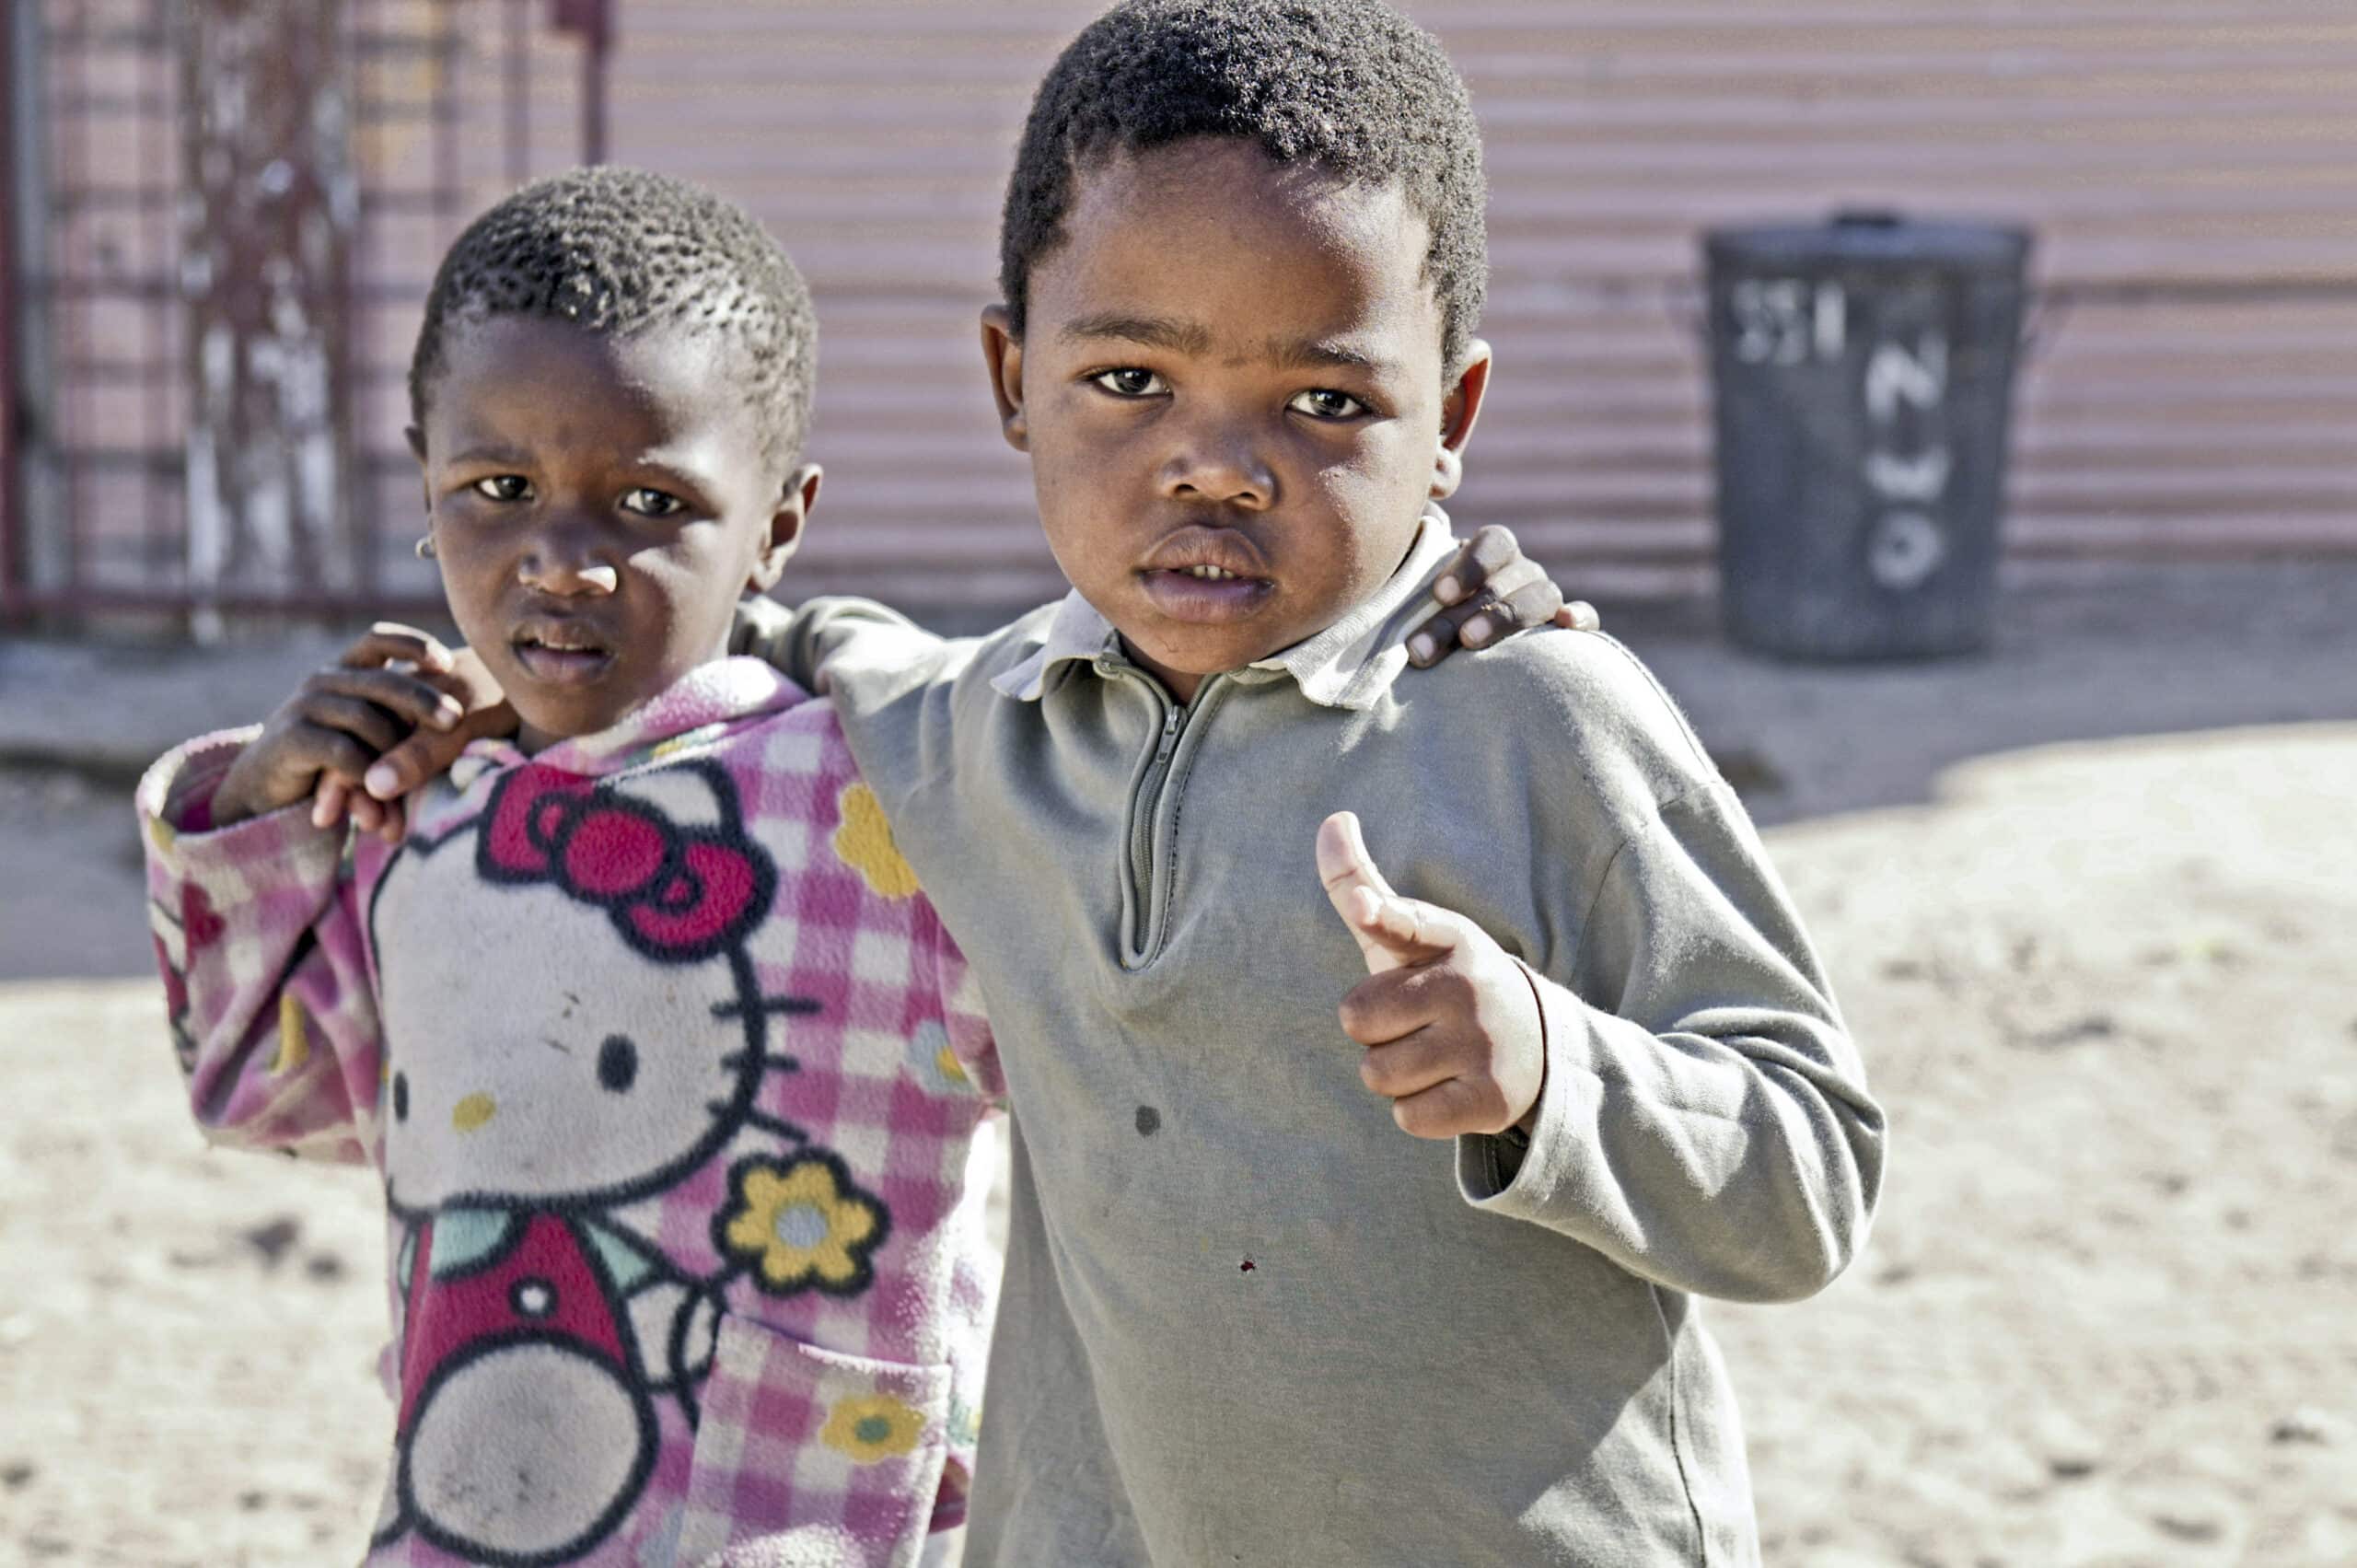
[414,535,437,561]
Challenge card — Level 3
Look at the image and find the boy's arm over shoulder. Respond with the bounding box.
[1458,634,1885,1303]
[139,730,389,1165]
[732,593,964,700]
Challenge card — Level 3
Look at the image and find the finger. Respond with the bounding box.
[1391,1075,1510,1141]
[1429,540,1484,606]
[341,622,455,676]
[1481,579,1569,644]
[1555,599,1602,633]
[1448,590,1512,651]
[364,703,506,800]
[377,794,409,843]
[1316,811,1457,972]
[1479,556,1546,604]
[1406,598,1478,667]
[1359,1028,1464,1101]
[284,728,379,799]
[1338,961,1475,1046]
[308,668,465,732]
[1430,524,1520,604]
[295,691,408,757]
[310,776,350,831]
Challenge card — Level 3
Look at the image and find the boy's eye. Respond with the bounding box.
[1288,389,1368,420]
[472,474,532,502]
[1089,367,1167,399]
[621,487,685,518]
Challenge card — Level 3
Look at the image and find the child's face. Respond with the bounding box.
[984,137,1489,700]
[412,317,817,751]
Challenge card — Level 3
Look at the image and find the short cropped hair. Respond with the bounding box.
[1001,0,1487,370]
[409,166,817,468]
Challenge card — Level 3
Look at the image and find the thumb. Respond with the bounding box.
[363,703,506,801]
[1317,810,1459,973]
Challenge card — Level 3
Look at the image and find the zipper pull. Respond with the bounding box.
[1155,703,1180,761]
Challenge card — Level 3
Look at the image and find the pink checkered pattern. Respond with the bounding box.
[139,659,1000,1567]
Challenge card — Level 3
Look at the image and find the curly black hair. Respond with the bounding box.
[1000,0,1487,370]
[408,166,818,469]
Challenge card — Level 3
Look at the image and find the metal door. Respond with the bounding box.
[2,0,611,625]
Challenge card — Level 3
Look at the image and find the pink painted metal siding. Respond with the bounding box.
[601,1,2357,608]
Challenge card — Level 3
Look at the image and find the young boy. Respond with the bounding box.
[730,5,1886,1562]
[139,167,1004,1566]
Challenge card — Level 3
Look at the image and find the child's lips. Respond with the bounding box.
[1137,565,1275,623]
[509,627,616,686]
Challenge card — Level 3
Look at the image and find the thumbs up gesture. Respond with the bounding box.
[1317,811,1547,1141]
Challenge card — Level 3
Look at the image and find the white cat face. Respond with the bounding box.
[377,872,756,1213]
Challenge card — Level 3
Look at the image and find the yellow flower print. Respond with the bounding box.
[820,1393,926,1465]
[719,1152,890,1296]
[832,783,920,899]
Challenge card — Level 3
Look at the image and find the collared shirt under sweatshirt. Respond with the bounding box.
[738,518,1886,1567]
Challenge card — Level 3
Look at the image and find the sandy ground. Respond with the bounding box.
[3,567,2354,1565]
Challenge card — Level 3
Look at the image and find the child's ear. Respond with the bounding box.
[746,462,822,594]
[980,304,1028,452]
[1431,340,1492,501]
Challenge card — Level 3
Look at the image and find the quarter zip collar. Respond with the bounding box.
[989,510,1464,712]
[449,656,807,791]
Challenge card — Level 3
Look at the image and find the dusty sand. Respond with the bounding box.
[2,715,2352,1564]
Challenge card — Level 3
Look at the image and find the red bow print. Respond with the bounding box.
[475,762,774,963]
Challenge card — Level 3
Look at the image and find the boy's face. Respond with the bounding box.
[412,317,817,751]
[984,137,1489,701]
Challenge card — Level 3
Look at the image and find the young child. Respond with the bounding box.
[139,167,1004,1567]
[723,4,1888,1562]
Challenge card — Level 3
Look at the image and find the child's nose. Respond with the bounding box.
[1159,414,1276,509]
[517,512,621,596]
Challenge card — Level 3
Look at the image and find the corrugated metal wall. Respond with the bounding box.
[599,0,2357,608]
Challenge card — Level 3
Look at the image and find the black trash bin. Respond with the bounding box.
[1703,212,2033,659]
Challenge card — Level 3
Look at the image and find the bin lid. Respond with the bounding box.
[1706,209,2031,271]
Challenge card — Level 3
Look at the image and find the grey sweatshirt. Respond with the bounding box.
[738,521,1885,1566]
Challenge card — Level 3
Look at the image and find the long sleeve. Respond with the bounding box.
[1458,777,1886,1304]
[731,593,946,694]
[138,730,388,1165]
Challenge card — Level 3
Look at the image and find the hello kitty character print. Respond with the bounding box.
[138,660,1002,1568]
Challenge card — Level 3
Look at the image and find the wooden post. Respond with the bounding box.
[552,0,613,165]
[181,0,359,625]
[0,2,26,618]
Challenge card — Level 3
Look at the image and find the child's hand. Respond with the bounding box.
[1316,810,1547,1139]
[1408,524,1601,668]
[308,643,516,842]
[322,641,516,830]
[209,625,470,834]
